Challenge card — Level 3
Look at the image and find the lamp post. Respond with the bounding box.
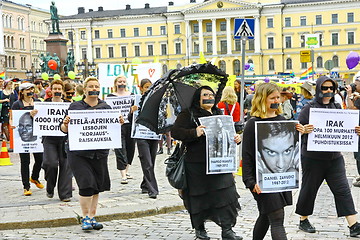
[76,58,97,79]
[25,67,41,82]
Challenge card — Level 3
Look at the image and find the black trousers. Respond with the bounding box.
[115,123,136,170]
[354,151,360,175]
[42,141,72,200]
[295,156,357,217]
[19,153,43,190]
[137,139,159,196]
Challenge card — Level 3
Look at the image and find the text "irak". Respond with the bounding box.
[326,120,344,127]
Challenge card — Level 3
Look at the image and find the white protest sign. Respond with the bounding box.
[308,108,359,152]
[131,95,161,140]
[68,109,121,151]
[33,102,70,136]
[12,110,43,153]
[104,95,135,124]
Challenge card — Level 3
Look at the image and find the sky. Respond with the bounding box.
[10,0,183,16]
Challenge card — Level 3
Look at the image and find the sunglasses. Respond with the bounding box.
[320,86,334,91]
[202,93,215,97]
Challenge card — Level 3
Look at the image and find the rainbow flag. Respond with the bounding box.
[300,67,315,81]
[0,71,4,79]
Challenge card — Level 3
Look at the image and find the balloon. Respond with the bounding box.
[68,71,76,80]
[264,77,270,83]
[41,72,49,81]
[53,74,61,80]
[346,51,360,70]
[131,57,142,65]
[48,60,57,70]
[244,63,250,70]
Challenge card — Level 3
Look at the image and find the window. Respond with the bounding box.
[319,33,323,46]
[285,36,292,48]
[348,32,355,44]
[286,58,292,70]
[332,14,338,24]
[285,17,291,27]
[174,24,180,34]
[268,59,275,71]
[120,29,126,38]
[121,46,127,57]
[267,18,274,28]
[175,42,181,54]
[348,12,354,23]
[317,56,323,68]
[147,45,154,56]
[134,46,140,57]
[147,27,152,36]
[315,15,322,25]
[220,21,226,31]
[95,48,101,58]
[206,41,212,53]
[193,23,199,33]
[107,29,113,38]
[332,33,338,45]
[248,39,255,50]
[108,47,114,58]
[80,31,86,40]
[94,30,99,39]
[301,62,307,69]
[162,64,168,74]
[219,60,226,72]
[193,42,199,54]
[233,60,240,76]
[82,48,87,59]
[161,44,167,55]
[220,40,227,54]
[235,40,241,51]
[160,26,166,35]
[333,55,339,67]
[268,37,274,49]
[134,28,139,37]
[206,23,212,32]
[300,16,306,26]
[301,35,305,48]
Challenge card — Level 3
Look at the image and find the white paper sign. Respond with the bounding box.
[199,115,237,174]
[105,95,135,124]
[68,110,122,151]
[12,110,43,153]
[308,108,359,152]
[131,95,161,140]
[33,102,70,136]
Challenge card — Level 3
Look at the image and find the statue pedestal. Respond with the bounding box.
[44,33,69,77]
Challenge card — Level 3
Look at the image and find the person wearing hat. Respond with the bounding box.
[294,81,314,120]
[11,82,44,196]
[280,88,294,120]
[0,79,17,141]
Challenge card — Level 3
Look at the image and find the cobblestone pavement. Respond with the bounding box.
[1,146,360,239]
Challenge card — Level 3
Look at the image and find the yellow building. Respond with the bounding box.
[59,0,360,81]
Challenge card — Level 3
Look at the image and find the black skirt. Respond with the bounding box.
[183,162,241,229]
[252,191,292,215]
[68,151,110,193]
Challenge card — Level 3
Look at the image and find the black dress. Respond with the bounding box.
[172,108,240,229]
[242,115,292,214]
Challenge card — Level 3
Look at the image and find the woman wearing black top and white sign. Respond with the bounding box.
[61,77,124,231]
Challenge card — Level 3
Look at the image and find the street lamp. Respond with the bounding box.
[25,68,41,82]
[76,59,97,79]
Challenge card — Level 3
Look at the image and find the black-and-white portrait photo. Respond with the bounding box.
[18,112,37,142]
[255,121,301,193]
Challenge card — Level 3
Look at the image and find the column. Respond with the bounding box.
[86,27,93,61]
[255,16,261,53]
[185,20,192,63]
[0,6,4,55]
[198,20,204,53]
[226,18,232,55]
[75,29,80,62]
[212,19,217,55]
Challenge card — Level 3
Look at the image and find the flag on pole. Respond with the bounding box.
[300,67,315,81]
[0,71,5,79]
[199,52,207,64]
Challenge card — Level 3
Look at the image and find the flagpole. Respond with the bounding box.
[311,47,315,81]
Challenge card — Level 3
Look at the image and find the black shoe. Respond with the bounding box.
[157,148,163,155]
[141,189,148,194]
[46,191,54,198]
[149,193,157,199]
[221,229,242,240]
[299,218,316,233]
[195,229,210,240]
[349,222,360,237]
[167,148,171,155]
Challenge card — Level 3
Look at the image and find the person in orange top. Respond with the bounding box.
[217,86,240,122]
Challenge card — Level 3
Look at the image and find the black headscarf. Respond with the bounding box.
[190,86,222,115]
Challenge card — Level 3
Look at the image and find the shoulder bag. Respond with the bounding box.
[164,142,187,189]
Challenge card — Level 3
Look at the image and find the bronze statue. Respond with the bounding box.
[64,51,75,74]
[50,1,61,34]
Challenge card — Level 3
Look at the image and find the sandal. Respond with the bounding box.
[121,178,128,184]
[126,174,133,179]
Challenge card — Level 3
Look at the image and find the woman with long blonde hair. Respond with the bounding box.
[218,86,241,122]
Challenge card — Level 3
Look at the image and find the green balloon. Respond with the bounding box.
[68,71,76,80]
[131,57,142,65]
[53,74,61,80]
[41,72,49,81]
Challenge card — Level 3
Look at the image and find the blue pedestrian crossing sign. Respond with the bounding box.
[234,18,255,39]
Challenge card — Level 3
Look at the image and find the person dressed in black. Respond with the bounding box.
[11,82,44,196]
[32,79,72,202]
[172,86,242,240]
[60,77,124,231]
[242,82,304,240]
[295,76,360,237]
[0,79,17,141]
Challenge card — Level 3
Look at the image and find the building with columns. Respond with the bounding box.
[59,0,360,81]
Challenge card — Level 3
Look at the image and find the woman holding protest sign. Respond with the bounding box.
[172,86,242,240]
[295,76,360,237]
[242,82,305,240]
[60,77,125,231]
[107,75,135,184]
[31,79,72,202]
[11,82,44,196]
